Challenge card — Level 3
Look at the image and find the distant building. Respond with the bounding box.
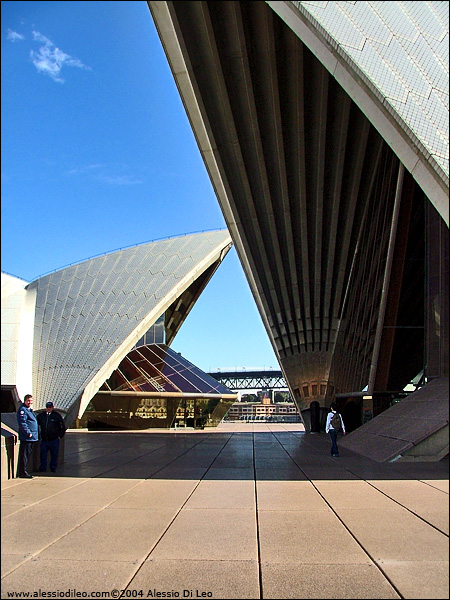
[226,401,301,422]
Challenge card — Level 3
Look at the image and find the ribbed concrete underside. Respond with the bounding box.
[147,1,448,418]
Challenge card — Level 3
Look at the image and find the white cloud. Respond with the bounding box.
[30,30,90,83]
[7,29,25,42]
[66,164,142,186]
[66,164,104,175]
[98,175,143,186]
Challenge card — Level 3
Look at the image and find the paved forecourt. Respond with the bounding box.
[1,422,448,599]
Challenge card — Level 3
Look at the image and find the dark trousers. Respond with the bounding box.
[39,438,60,471]
[329,429,339,456]
[17,441,36,476]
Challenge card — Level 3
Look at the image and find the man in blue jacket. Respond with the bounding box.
[37,401,66,473]
[16,394,39,478]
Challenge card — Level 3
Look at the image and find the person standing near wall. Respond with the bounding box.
[37,402,66,473]
[16,394,39,478]
[325,402,346,457]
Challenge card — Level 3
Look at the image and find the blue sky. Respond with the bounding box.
[1,0,278,372]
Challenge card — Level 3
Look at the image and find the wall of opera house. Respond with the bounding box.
[75,393,236,430]
[72,344,238,430]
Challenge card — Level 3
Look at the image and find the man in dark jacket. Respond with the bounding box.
[16,394,39,478]
[37,401,66,473]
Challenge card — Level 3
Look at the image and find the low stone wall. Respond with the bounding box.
[1,425,18,481]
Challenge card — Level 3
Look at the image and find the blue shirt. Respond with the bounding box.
[16,403,39,442]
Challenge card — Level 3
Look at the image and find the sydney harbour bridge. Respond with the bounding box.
[207,369,288,392]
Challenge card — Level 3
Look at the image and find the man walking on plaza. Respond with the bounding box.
[16,394,39,478]
[37,401,66,473]
[325,402,346,457]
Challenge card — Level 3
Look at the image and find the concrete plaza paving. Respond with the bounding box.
[1,422,448,599]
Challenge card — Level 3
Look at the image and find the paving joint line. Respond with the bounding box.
[78,433,216,479]
[119,433,235,597]
[1,476,148,580]
[273,432,405,600]
[250,431,264,600]
[364,479,449,537]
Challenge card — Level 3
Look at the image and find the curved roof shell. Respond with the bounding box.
[1,230,232,419]
[269,1,449,224]
[290,2,449,174]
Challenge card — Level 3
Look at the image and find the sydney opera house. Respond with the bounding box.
[1,231,237,429]
[147,1,448,460]
[1,2,448,463]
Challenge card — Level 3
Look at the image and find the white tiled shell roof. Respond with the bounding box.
[291,1,449,178]
[16,230,231,415]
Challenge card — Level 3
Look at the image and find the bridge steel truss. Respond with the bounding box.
[208,371,288,391]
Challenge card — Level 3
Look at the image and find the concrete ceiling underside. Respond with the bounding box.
[149,1,442,408]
